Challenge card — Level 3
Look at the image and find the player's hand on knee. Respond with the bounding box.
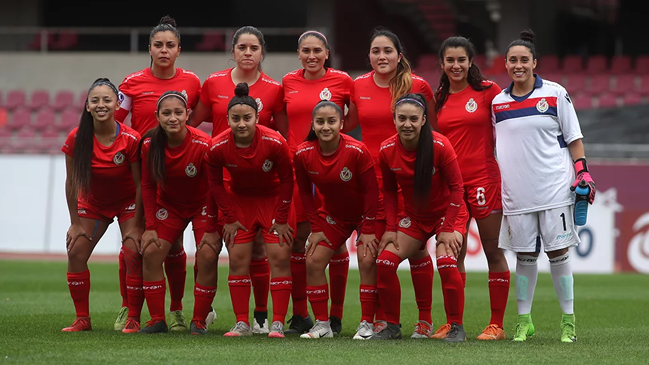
[378,231,397,254]
[357,233,378,258]
[223,221,247,248]
[306,231,330,256]
[66,223,91,252]
[122,227,143,249]
[437,231,461,257]
[140,230,160,254]
[198,231,222,254]
[270,222,293,248]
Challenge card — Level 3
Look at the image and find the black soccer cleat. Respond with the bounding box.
[329,316,342,336]
[370,322,402,340]
[285,314,315,335]
[139,320,168,334]
[444,322,466,343]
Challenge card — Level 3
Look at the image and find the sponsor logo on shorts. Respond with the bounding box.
[556,232,573,240]
[256,97,263,112]
[376,259,396,267]
[340,167,352,182]
[125,203,136,211]
[537,98,549,113]
[326,215,337,225]
[113,151,125,165]
[156,208,168,221]
[319,87,332,101]
[465,98,477,113]
[399,217,411,228]
[185,163,197,177]
[78,209,87,215]
[262,159,273,172]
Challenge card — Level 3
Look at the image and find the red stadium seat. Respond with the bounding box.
[537,55,560,74]
[16,126,36,139]
[588,75,611,96]
[586,55,608,74]
[635,55,649,74]
[622,93,642,106]
[7,108,31,131]
[60,108,80,131]
[596,92,618,109]
[571,94,593,110]
[612,74,636,94]
[75,91,88,110]
[565,74,586,95]
[5,90,26,111]
[610,55,632,74]
[0,126,12,138]
[195,31,226,52]
[472,54,487,70]
[638,75,649,96]
[50,31,79,50]
[417,54,438,70]
[541,73,563,85]
[33,108,56,129]
[40,126,60,139]
[562,55,584,73]
[53,90,75,112]
[28,89,50,110]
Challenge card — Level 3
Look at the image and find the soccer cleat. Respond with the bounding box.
[476,324,506,340]
[329,316,342,336]
[139,319,168,334]
[411,320,433,339]
[444,322,466,342]
[224,321,253,337]
[285,314,314,334]
[431,323,451,339]
[353,320,374,340]
[560,313,577,343]
[205,307,217,327]
[373,320,387,334]
[268,321,286,338]
[190,320,208,335]
[62,317,92,332]
[370,322,402,340]
[300,320,334,339]
[167,310,187,332]
[253,318,270,334]
[121,317,140,333]
[114,306,128,331]
[512,314,535,342]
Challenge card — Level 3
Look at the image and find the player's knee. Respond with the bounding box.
[66,245,89,265]
[357,252,376,273]
[305,253,328,275]
[196,246,219,270]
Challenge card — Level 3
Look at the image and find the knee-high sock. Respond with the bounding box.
[328,252,349,319]
[270,277,292,324]
[359,285,378,323]
[516,255,539,315]
[143,279,166,322]
[118,249,128,307]
[228,275,251,325]
[307,284,329,322]
[409,255,433,324]
[437,255,465,325]
[67,270,90,318]
[250,257,270,313]
[164,247,187,312]
[192,283,217,323]
[549,252,574,314]
[376,251,402,325]
[290,253,308,318]
[488,271,510,328]
[123,246,144,320]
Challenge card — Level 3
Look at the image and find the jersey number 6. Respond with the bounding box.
[476,187,486,206]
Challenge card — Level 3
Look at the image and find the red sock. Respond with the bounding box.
[460,272,467,287]
[250,257,270,312]
[437,256,465,325]
[270,276,292,324]
[376,251,402,325]
[228,275,251,325]
[67,270,90,318]
[307,284,329,322]
[409,255,433,324]
[143,279,166,322]
[329,252,349,319]
[123,246,143,319]
[193,283,217,323]
[164,248,187,312]
[359,284,378,323]
[118,249,128,307]
[290,253,308,317]
[375,304,387,322]
[488,271,510,328]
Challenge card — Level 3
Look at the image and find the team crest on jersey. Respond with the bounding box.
[465,98,478,113]
[181,90,187,99]
[340,167,352,182]
[256,98,263,112]
[326,215,337,225]
[262,159,273,172]
[319,87,332,101]
[399,217,412,228]
[113,151,125,165]
[156,208,168,221]
[185,163,197,177]
[536,98,549,113]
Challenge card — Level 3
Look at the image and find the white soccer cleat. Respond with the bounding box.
[353,320,374,340]
[411,320,433,339]
[223,321,253,337]
[253,318,270,334]
[300,320,334,339]
[205,307,217,327]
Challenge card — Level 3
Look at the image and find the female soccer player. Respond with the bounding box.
[492,30,595,343]
[115,15,202,332]
[139,91,212,334]
[372,93,468,342]
[61,78,142,332]
[189,26,285,333]
[282,30,354,335]
[433,36,510,340]
[345,28,437,338]
[293,101,379,340]
[206,83,295,338]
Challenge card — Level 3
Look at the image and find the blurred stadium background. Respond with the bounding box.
[0,0,647,274]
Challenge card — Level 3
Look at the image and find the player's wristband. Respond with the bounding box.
[573,157,588,174]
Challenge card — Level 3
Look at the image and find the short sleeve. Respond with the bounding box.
[557,88,584,144]
[200,78,212,107]
[125,132,141,164]
[418,78,434,102]
[273,85,285,114]
[485,82,502,104]
[436,134,457,168]
[189,77,202,110]
[61,128,78,156]
[344,75,354,105]
[358,143,374,174]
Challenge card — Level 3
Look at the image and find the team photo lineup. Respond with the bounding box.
[59,15,597,343]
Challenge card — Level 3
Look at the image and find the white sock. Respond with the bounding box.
[549,252,574,314]
[515,255,539,315]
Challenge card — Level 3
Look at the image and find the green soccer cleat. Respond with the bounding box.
[114,306,128,331]
[560,313,577,343]
[512,314,535,342]
[168,310,188,332]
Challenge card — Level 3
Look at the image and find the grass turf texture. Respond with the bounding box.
[1,261,648,364]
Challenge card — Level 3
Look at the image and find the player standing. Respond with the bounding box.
[61,78,142,332]
[492,30,595,342]
[115,15,202,332]
[206,83,295,338]
[138,91,212,334]
[433,36,510,340]
[282,30,354,335]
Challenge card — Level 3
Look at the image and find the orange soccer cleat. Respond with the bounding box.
[476,324,506,340]
[62,317,92,332]
[121,317,141,333]
[431,323,451,339]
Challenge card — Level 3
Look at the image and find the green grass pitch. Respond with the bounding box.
[1,260,648,364]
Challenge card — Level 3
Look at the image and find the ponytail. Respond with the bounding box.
[143,127,168,183]
[370,28,413,111]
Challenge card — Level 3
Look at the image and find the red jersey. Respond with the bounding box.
[352,71,434,166]
[201,68,284,137]
[436,81,501,185]
[62,122,140,209]
[379,131,464,232]
[282,68,353,154]
[206,125,294,224]
[116,67,201,135]
[294,134,377,232]
[141,126,211,230]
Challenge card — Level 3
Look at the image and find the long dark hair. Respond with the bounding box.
[298,30,333,69]
[149,15,181,67]
[394,93,433,204]
[434,36,492,112]
[71,78,119,193]
[370,28,413,111]
[144,90,188,183]
[506,29,537,59]
[306,100,343,141]
[232,26,267,71]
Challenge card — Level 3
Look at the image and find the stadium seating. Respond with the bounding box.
[611,55,632,74]
[597,92,619,109]
[635,56,649,74]
[7,108,31,131]
[60,108,80,132]
[565,74,587,95]
[53,90,75,112]
[589,74,611,96]
[586,55,607,74]
[33,108,56,129]
[195,32,226,51]
[562,55,584,73]
[622,93,641,106]
[28,90,50,111]
[639,76,649,97]
[612,74,636,94]
[537,55,560,74]
[4,90,26,111]
[572,94,593,110]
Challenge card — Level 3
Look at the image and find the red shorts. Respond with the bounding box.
[293,181,323,224]
[314,211,360,251]
[154,205,206,244]
[78,201,135,224]
[464,182,502,220]
[396,203,470,247]
[231,193,296,244]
